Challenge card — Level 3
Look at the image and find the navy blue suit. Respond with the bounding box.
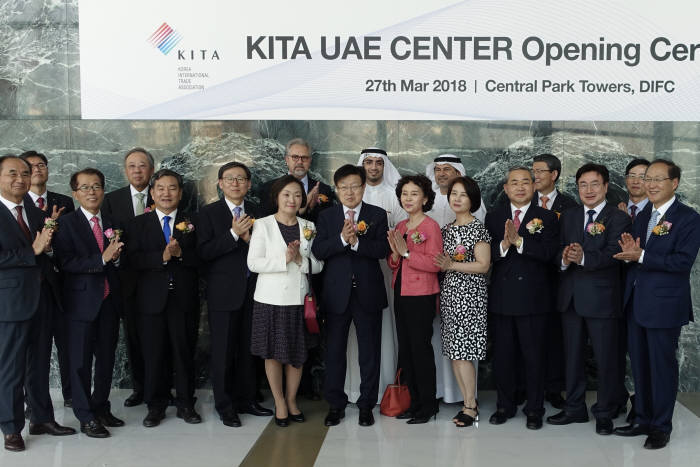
[312,202,389,409]
[53,209,122,423]
[624,199,700,433]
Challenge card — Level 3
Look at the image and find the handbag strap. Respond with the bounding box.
[394,368,402,385]
[306,256,314,295]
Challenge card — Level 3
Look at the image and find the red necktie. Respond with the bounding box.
[513,209,522,231]
[347,209,356,223]
[15,206,32,241]
[37,197,45,210]
[630,205,637,222]
[90,216,110,299]
[540,196,549,209]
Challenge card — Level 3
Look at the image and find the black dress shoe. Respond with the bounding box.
[124,391,143,407]
[28,421,77,436]
[545,392,566,410]
[4,433,25,452]
[324,409,345,426]
[96,411,125,427]
[143,409,166,428]
[64,399,73,408]
[221,411,242,427]
[396,409,416,420]
[239,402,273,417]
[489,409,515,425]
[614,423,649,437]
[596,418,614,435]
[289,411,306,423]
[359,409,374,427]
[546,410,589,425]
[644,431,670,450]
[80,420,110,438]
[526,415,543,430]
[407,411,437,425]
[176,407,202,424]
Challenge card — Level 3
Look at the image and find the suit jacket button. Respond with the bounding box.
[517,276,523,280]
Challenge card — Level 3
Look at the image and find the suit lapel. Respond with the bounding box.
[75,210,101,253]
[0,203,32,245]
[518,204,538,236]
[147,211,168,247]
[646,200,678,248]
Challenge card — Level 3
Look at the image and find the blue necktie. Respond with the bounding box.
[586,209,596,231]
[233,206,242,220]
[646,210,659,242]
[163,215,171,244]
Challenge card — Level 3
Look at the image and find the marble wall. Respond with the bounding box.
[1,1,699,391]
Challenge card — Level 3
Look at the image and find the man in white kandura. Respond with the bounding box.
[425,154,487,404]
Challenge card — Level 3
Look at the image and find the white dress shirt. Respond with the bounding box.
[627,197,649,216]
[561,200,606,269]
[225,198,245,241]
[130,185,150,215]
[27,190,47,209]
[500,203,528,256]
[0,194,30,227]
[639,196,675,264]
[155,208,177,237]
[341,202,362,251]
[537,189,558,210]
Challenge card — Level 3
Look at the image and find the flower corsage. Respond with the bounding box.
[302,224,316,241]
[410,231,426,244]
[44,218,58,232]
[104,228,123,240]
[652,221,672,236]
[586,222,605,236]
[452,244,467,262]
[175,220,195,234]
[355,220,369,236]
[526,218,544,234]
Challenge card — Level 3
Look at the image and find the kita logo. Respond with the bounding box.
[147,22,182,55]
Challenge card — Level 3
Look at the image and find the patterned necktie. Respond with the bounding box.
[540,196,549,210]
[233,206,242,220]
[347,209,356,223]
[586,209,596,231]
[90,216,110,299]
[630,205,637,222]
[163,215,171,244]
[15,206,32,241]
[646,210,659,242]
[135,193,146,215]
[513,209,521,230]
[37,197,45,210]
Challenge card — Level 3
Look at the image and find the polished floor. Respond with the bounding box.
[1,390,698,467]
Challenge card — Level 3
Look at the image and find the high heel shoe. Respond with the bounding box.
[275,416,289,427]
[289,411,305,423]
[455,405,479,428]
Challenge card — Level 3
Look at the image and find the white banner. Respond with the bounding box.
[79,0,700,120]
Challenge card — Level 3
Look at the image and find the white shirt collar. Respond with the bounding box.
[80,207,102,223]
[628,197,649,211]
[343,202,363,218]
[28,190,47,204]
[224,198,245,213]
[0,194,24,212]
[652,196,676,218]
[510,203,530,218]
[155,208,177,223]
[584,200,607,216]
[538,188,558,205]
[130,185,149,198]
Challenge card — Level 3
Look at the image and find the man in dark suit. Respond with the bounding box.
[0,156,76,452]
[546,163,631,435]
[198,162,272,427]
[485,167,559,430]
[127,169,201,427]
[20,150,74,409]
[531,153,578,410]
[613,159,700,449]
[312,164,389,427]
[53,168,125,438]
[102,147,155,407]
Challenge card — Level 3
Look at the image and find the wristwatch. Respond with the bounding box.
[514,236,523,249]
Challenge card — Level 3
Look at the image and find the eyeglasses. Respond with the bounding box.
[337,184,363,193]
[577,182,603,190]
[643,177,671,184]
[625,174,645,180]
[76,184,103,193]
[30,163,48,170]
[532,169,553,175]
[288,155,311,163]
[222,176,248,184]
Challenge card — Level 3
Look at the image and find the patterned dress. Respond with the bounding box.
[440,219,491,361]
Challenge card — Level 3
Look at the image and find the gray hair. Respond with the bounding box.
[285,138,312,157]
[124,147,155,169]
[505,166,534,182]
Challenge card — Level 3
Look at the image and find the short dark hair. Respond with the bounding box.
[649,159,681,181]
[70,168,105,191]
[575,163,609,184]
[269,175,307,211]
[333,164,366,186]
[20,150,48,165]
[505,166,534,183]
[0,155,30,174]
[533,153,562,181]
[218,161,251,180]
[150,169,184,190]
[124,147,155,169]
[447,176,482,213]
[395,174,436,212]
[625,158,650,175]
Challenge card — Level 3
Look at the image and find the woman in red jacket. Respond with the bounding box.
[387,174,443,424]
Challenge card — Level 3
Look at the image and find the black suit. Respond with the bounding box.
[556,203,630,420]
[127,210,199,411]
[312,202,389,410]
[259,175,335,223]
[53,209,122,423]
[103,185,153,395]
[197,198,261,416]
[24,191,74,402]
[486,203,559,417]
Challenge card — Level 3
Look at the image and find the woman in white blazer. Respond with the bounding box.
[248,175,323,427]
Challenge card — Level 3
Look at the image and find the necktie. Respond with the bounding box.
[586,209,596,231]
[163,215,171,244]
[15,206,32,241]
[37,197,45,210]
[233,206,242,220]
[646,210,659,242]
[91,216,110,299]
[630,205,637,222]
[540,196,549,210]
[347,209,356,223]
[513,209,521,230]
[135,193,146,215]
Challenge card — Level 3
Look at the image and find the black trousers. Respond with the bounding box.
[67,295,119,423]
[0,320,30,435]
[492,313,547,417]
[394,293,436,417]
[544,312,566,394]
[561,305,620,419]
[120,278,145,394]
[324,289,382,410]
[139,293,196,411]
[52,299,72,401]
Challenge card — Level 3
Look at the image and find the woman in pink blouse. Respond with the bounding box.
[387,174,443,424]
